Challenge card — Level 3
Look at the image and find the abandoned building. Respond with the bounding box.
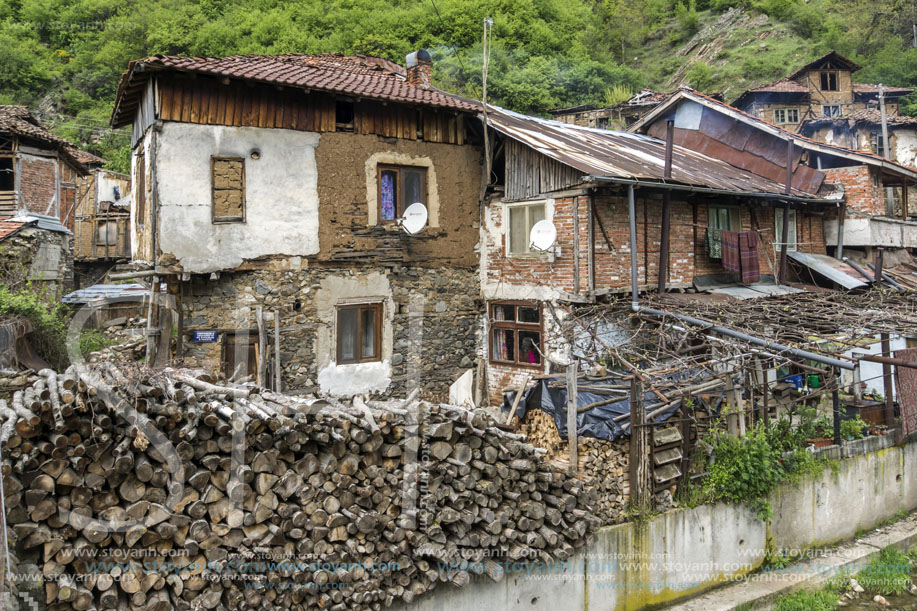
[0,213,73,299]
[110,52,484,398]
[72,160,132,288]
[549,90,724,131]
[0,106,93,228]
[630,88,917,272]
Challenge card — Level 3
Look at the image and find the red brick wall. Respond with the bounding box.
[20,156,57,216]
[823,165,885,216]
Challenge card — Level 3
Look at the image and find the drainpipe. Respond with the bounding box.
[843,256,877,284]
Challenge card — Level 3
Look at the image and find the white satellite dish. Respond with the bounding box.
[529,219,557,251]
[400,202,428,235]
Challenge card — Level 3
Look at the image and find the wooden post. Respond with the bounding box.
[659,120,674,294]
[573,198,580,295]
[144,276,160,367]
[903,181,909,221]
[175,282,184,361]
[273,310,282,392]
[629,377,651,507]
[778,201,790,285]
[256,306,267,388]
[566,363,578,474]
[832,372,841,447]
[880,333,897,440]
[836,201,846,261]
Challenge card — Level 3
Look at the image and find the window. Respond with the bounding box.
[823,105,841,118]
[775,208,797,252]
[337,303,382,364]
[135,150,145,226]
[707,205,740,232]
[820,71,838,91]
[507,202,546,256]
[871,132,887,158]
[773,108,799,125]
[0,158,13,191]
[490,302,542,367]
[378,165,426,222]
[211,157,245,223]
[96,222,117,246]
[336,101,354,132]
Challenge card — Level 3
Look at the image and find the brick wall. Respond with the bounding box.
[823,165,885,216]
[19,156,57,216]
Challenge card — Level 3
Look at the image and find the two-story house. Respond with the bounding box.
[110,52,484,398]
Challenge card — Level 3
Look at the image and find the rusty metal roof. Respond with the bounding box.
[852,83,914,96]
[803,108,917,129]
[485,105,834,199]
[112,54,480,128]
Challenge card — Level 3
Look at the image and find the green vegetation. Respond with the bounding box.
[0,286,69,369]
[856,546,912,595]
[773,589,837,611]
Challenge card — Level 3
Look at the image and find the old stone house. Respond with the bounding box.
[479,106,844,403]
[731,51,912,131]
[111,52,484,398]
[630,89,917,265]
[0,213,73,299]
[0,106,95,229]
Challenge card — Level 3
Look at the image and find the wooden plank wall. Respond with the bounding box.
[157,76,465,145]
[505,139,584,200]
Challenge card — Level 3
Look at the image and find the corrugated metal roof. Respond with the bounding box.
[486,105,831,199]
[787,251,867,289]
[62,283,151,304]
[9,213,72,235]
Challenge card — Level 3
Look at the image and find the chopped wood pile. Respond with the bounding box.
[520,408,628,524]
[0,365,600,610]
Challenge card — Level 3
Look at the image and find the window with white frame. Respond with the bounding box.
[506,202,546,256]
[773,108,799,125]
[775,208,798,252]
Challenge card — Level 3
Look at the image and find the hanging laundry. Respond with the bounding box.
[721,230,740,274]
[738,230,761,284]
[705,227,723,261]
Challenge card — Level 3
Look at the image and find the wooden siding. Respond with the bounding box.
[156,76,466,145]
[131,81,157,148]
[505,139,585,201]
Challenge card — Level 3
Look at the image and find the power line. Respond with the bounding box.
[429,0,466,73]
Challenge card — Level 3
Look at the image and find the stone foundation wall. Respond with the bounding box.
[0,226,73,300]
[176,265,480,401]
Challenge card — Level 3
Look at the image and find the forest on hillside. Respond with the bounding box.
[3,0,917,172]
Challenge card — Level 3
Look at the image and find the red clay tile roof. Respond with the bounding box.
[0,106,92,173]
[112,53,480,128]
[67,147,106,167]
[0,218,27,241]
[744,78,810,95]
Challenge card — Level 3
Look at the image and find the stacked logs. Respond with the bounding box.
[519,408,629,524]
[0,365,599,611]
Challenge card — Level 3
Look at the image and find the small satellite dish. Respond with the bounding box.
[529,219,557,251]
[400,202,428,235]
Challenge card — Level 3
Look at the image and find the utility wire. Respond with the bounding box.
[429,0,466,73]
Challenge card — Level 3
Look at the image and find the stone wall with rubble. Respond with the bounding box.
[176,264,480,401]
[0,226,73,300]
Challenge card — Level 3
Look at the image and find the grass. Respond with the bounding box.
[855,546,912,596]
[773,589,837,611]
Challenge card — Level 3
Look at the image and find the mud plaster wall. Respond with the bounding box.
[314,132,482,266]
[177,265,479,400]
[131,132,154,264]
[154,122,321,273]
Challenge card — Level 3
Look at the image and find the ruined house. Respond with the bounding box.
[630,89,917,268]
[0,213,73,299]
[110,52,484,398]
[479,106,844,403]
[0,106,91,228]
[72,158,132,288]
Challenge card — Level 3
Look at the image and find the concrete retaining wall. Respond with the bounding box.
[392,438,917,611]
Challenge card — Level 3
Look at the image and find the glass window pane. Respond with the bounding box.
[518,306,539,324]
[380,170,397,220]
[530,204,545,226]
[403,169,424,208]
[338,309,357,362]
[361,308,376,359]
[509,207,527,254]
[492,329,515,362]
[492,304,515,322]
[519,331,541,365]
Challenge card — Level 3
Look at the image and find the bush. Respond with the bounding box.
[702,424,783,516]
[0,286,69,370]
[840,415,868,440]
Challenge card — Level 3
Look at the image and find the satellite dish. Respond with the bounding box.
[529,220,557,251]
[400,203,428,235]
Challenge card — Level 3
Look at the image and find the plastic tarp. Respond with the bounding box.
[507,376,684,442]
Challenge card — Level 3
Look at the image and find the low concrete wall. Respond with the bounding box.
[392,439,917,611]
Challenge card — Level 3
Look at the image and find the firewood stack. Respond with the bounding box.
[0,365,600,610]
[520,408,629,524]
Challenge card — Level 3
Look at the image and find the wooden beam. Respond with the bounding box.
[566,363,578,474]
[629,377,651,507]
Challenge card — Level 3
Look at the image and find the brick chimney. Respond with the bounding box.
[406,50,432,88]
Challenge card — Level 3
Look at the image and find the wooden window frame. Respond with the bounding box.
[336,303,383,364]
[506,201,547,257]
[773,108,799,125]
[822,105,841,118]
[211,156,246,224]
[489,301,543,369]
[0,155,14,192]
[377,164,427,224]
[707,204,741,232]
[820,71,838,91]
[871,132,888,158]
[775,208,798,253]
